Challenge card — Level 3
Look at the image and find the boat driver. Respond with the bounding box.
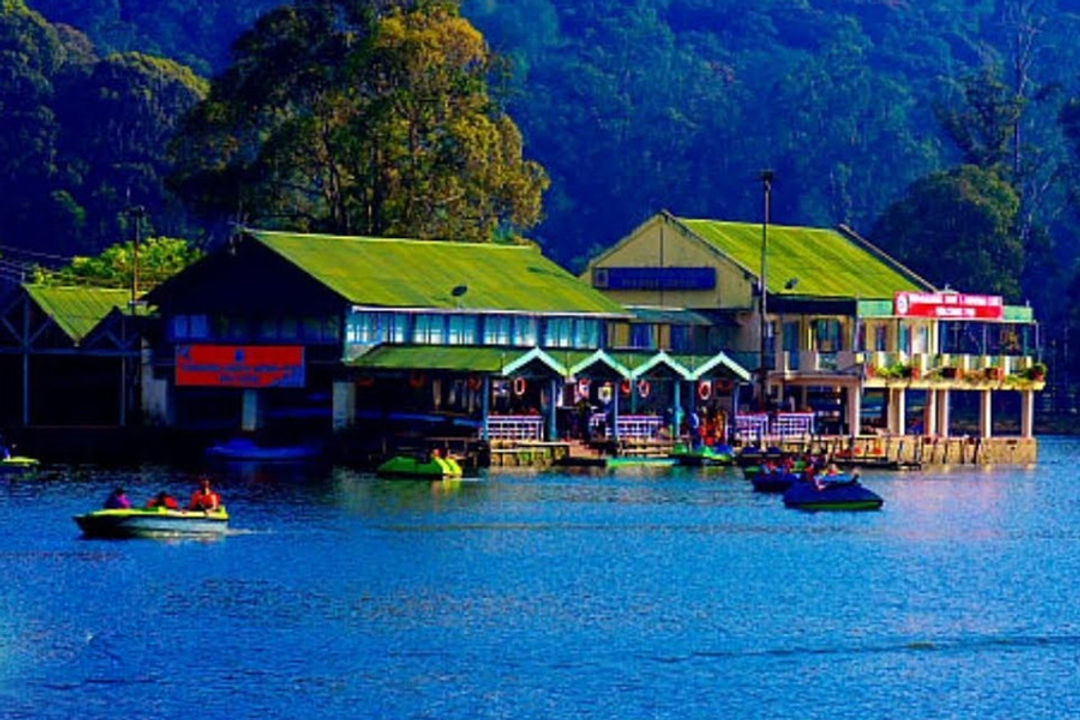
[189,478,221,512]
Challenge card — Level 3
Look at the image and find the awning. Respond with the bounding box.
[347,345,567,376]
[626,306,714,326]
[672,352,753,382]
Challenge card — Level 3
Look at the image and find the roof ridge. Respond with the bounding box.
[246,228,535,251]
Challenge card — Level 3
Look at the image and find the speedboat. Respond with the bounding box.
[783,476,883,511]
[74,506,230,538]
[376,455,463,479]
[206,437,320,462]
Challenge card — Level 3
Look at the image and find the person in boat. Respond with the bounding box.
[104,487,132,509]
[189,478,221,511]
[146,491,180,510]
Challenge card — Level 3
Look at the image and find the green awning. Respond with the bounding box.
[566,349,631,378]
[672,352,753,382]
[346,345,566,376]
[626,306,713,326]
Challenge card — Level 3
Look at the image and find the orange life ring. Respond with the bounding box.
[577,378,590,396]
[513,377,527,396]
[467,375,482,391]
[636,379,651,398]
[620,379,632,396]
[408,372,426,389]
[698,380,712,401]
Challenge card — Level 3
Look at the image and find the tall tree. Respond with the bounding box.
[169,0,548,243]
[871,165,1023,300]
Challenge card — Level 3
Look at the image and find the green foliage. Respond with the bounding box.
[169,0,547,243]
[871,165,1023,300]
[36,235,204,291]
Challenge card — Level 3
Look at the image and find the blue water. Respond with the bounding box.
[3,439,1080,719]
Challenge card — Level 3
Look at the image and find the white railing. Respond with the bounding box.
[735,412,815,440]
[589,413,665,439]
[487,414,544,441]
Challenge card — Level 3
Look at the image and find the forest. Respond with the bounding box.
[6,0,1080,355]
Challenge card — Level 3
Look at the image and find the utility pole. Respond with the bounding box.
[759,170,773,409]
[127,205,146,304]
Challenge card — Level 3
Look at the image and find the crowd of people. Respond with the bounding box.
[103,477,221,512]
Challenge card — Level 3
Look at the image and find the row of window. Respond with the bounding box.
[346,311,602,349]
[171,314,340,343]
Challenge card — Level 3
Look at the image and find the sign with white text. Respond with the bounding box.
[176,345,306,388]
[894,292,1004,320]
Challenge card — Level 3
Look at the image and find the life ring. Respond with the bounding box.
[467,375,482,392]
[620,379,632,396]
[698,380,712,401]
[513,377,527,396]
[408,372,426,389]
[597,383,613,404]
[636,379,651,398]
[577,378,590,396]
[357,375,375,388]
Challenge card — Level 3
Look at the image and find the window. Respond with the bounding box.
[630,324,655,349]
[413,314,447,344]
[513,316,538,346]
[483,315,511,345]
[544,317,573,348]
[171,314,209,340]
[448,315,478,345]
[670,325,692,353]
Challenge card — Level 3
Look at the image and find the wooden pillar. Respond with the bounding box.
[481,376,491,441]
[1021,389,1035,439]
[923,388,937,436]
[978,389,993,438]
[846,384,861,437]
[547,377,559,441]
[611,384,620,442]
[936,389,950,438]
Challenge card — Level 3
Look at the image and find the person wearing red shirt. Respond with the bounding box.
[189,478,221,511]
[146,491,180,510]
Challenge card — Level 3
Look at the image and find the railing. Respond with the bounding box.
[487,414,544,441]
[590,413,664,439]
[735,412,815,441]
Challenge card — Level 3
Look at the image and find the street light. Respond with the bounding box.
[759,170,773,409]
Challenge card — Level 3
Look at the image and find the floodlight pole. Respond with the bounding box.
[759,170,773,409]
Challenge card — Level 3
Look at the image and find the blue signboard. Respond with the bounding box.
[592,267,716,291]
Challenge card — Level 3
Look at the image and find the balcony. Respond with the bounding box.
[771,350,1045,391]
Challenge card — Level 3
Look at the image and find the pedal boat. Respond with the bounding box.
[669,444,734,467]
[0,455,40,472]
[375,455,463,479]
[783,477,883,511]
[74,506,229,538]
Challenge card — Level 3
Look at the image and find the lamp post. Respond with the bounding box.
[759,170,773,409]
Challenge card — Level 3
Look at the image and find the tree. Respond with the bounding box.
[871,165,1023,300]
[169,0,548,243]
[36,235,205,291]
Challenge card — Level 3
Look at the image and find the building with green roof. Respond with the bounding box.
[0,284,144,427]
[586,211,1043,447]
[143,228,749,449]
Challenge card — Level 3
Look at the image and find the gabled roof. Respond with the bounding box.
[23,285,139,343]
[672,217,930,300]
[246,229,628,316]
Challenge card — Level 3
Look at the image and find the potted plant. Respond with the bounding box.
[984,366,1002,381]
[1026,362,1047,382]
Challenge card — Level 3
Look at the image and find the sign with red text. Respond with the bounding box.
[176,345,305,388]
[894,292,1004,320]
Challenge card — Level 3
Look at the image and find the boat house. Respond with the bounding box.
[144,229,751,456]
[585,211,1044,462]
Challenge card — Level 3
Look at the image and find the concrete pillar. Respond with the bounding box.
[846,384,861,437]
[241,389,263,432]
[481,376,491,441]
[978,389,993,438]
[889,387,906,434]
[1021,389,1035,439]
[923,389,937,436]
[936,389,950,438]
[332,381,356,431]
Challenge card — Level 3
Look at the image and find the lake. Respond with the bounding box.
[3,438,1080,719]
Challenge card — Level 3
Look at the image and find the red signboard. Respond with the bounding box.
[176,345,306,388]
[894,292,1004,320]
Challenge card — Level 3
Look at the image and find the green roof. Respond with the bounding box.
[23,285,137,342]
[676,218,930,300]
[248,229,627,316]
[347,345,566,375]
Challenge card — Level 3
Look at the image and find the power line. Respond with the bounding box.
[0,242,75,263]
